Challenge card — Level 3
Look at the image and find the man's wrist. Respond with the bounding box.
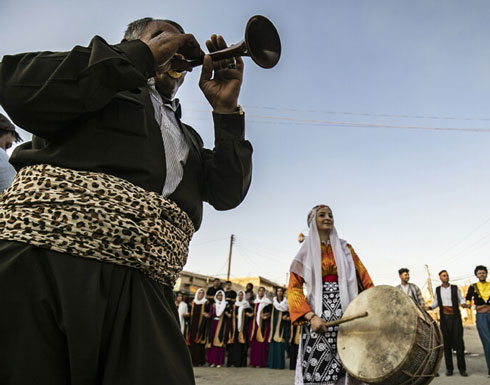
[213,105,243,115]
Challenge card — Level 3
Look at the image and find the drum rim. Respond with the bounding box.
[338,285,420,383]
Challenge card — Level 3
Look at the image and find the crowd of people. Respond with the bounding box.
[173,225,490,384]
[396,264,490,378]
[175,280,295,370]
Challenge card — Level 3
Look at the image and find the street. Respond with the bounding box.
[194,326,489,385]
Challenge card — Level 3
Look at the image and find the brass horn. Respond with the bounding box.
[188,15,281,69]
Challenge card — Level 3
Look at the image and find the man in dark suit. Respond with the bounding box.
[0,17,252,385]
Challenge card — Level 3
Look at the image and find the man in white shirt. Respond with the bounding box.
[396,268,425,307]
[0,113,20,192]
[430,270,467,377]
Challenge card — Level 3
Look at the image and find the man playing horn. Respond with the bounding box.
[0,17,252,385]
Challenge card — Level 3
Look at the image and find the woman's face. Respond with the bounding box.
[197,289,204,300]
[238,291,244,301]
[217,292,223,301]
[276,288,284,298]
[258,287,265,298]
[316,206,334,233]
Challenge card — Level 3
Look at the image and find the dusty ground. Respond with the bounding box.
[193,326,489,385]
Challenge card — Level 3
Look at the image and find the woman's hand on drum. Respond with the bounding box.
[310,315,328,334]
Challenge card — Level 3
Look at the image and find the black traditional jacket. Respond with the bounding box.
[0,36,253,230]
[466,283,490,307]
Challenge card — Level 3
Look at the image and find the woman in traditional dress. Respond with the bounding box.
[227,290,252,367]
[249,286,272,367]
[267,287,289,369]
[288,205,374,385]
[186,288,208,366]
[175,292,189,335]
[205,290,231,367]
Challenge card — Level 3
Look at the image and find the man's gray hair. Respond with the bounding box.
[123,17,154,41]
[123,17,185,41]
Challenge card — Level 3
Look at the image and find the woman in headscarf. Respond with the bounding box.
[175,292,189,335]
[186,288,208,366]
[227,290,252,367]
[267,287,289,369]
[249,286,272,367]
[288,205,374,385]
[205,290,231,367]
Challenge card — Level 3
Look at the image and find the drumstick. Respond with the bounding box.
[324,311,368,328]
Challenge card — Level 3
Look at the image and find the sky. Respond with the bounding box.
[1,0,490,292]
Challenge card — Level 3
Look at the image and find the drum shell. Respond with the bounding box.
[338,285,443,385]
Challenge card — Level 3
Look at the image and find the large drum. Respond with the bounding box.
[337,285,443,385]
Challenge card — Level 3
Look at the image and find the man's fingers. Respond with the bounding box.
[207,34,218,53]
[210,34,220,51]
[199,55,213,83]
[176,34,202,59]
[216,35,228,50]
[235,56,244,72]
[205,40,214,53]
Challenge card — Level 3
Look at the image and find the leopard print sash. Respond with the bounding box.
[0,164,195,287]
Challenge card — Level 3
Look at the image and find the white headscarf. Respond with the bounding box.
[254,290,272,326]
[273,295,289,312]
[291,205,361,385]
[192,288,207,305]
[289,205,358,316]
[235,290,251,331]
[176,295,188,334]
[214,290,227,317]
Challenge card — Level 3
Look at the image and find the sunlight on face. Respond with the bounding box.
[315,206,334,233]
[197,289,204,300]
[258,287,265,297]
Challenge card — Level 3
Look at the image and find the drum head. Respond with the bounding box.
[338,285,419,383]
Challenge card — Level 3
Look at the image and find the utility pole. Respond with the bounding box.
[425,264,434,301]
[226,234,235,281]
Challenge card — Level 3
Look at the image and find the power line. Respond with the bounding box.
[185,108,490,133]
[191,236,229,247]
[235,235,292,261]
[444,232,490,265]
[233,239,290,267]
[185,100,490,123]
[431,216,490,263]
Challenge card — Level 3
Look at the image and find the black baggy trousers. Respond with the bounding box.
[440,314,466,372]
[0,240,195,385]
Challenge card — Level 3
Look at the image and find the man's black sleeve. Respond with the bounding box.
[0,36,155,139]
[201,112,253,211]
